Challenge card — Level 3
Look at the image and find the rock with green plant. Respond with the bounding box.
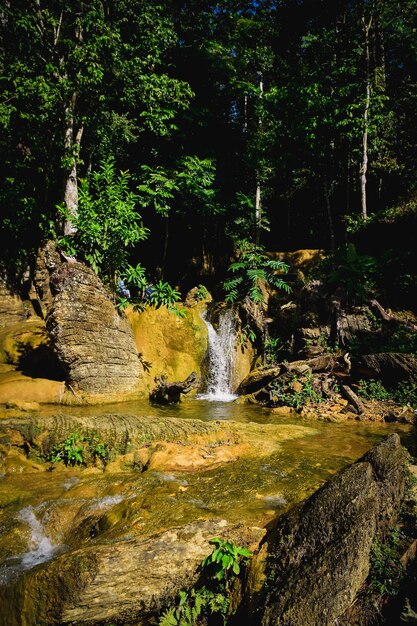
[159,537,252,626]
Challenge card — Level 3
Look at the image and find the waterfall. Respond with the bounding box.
[199,308,237,402]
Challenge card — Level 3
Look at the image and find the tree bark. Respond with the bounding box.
[254,74,264,244]
[359,14,372,221]
[62,92,83,236]
[324,179,336,254]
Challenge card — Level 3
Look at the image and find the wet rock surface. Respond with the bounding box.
[246,434,406,626]
[0,519,259,626]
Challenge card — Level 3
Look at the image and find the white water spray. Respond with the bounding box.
[18,506,59,569]
[199,308,237,402]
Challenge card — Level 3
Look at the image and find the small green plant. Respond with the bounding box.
[393,381,417,408]
[49,432,85,466]
[223,241,291,305]
[158,538,252,626]
[49,433,110,467]
[159,587,229,626]
[239,325,257,350]
[265,336,284,365]
[269,373,324,410]
[88,435,110,466]
[201,537,252,583]
[195,284,209,301]
[356,379,392,402]
[145,280,185,316]
[381,326,417,354]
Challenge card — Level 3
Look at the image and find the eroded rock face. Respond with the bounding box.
[356,352,417,386]
[247,433,406,626]
[0,519,257,626]
[46,260,141,395]
[0,270,30,328]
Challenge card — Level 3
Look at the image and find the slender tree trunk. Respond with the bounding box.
[159,215,169,278]
[359,15,372,221]
[255,173,261,245]
[324,179,336,255]
[254,74,264,244]
[62,92,83,236]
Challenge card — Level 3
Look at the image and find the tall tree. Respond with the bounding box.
[0,0,192,248]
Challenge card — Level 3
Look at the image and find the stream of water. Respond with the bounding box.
[0,308,415,594]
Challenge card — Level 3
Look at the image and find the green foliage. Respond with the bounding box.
[239,326,257,350]
[58,157,149,281]
[393,382,417,409]
[264,336,284,365]
[137,156,219,218]
[356,379,391,402]
[269,373,324,410]
[49,433,85,466]
[305,332,339,354]
[201,537,252,582]
[326,244,378,303]
[144,281,185,317]
[158,538,252,626]
[381,326,417,355]
[159,587,229,626]
[223,242,291,305]
[356,379,417,408]
[195,284,209,301]
[367,527,405,599]
[49,433,109,468]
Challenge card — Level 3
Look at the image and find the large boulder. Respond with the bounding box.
[0,272,30,328]
[127,303,209,395]
[46,261,141,396]
[355,352,417,386]
[245,434,406,626]
[236,366,281,396]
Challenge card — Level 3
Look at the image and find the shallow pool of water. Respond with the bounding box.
[0,398,414,584]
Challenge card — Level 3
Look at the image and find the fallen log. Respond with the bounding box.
[340,384,365,415]
[149,371,201,404]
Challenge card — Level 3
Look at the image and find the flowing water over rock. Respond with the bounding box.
[198,309,238,401]
[0,398,414,625]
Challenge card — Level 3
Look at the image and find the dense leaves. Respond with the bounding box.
[1,0,416,296]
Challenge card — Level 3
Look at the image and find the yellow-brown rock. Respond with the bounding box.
[0,369,65,406]
[127,303,208,394]
[0,320,49,366]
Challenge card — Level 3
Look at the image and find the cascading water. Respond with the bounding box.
[0,505,61,585]
[18,506,59,569]
[199,308,238,402]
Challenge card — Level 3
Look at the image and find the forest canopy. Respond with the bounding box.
[1,0,416,296]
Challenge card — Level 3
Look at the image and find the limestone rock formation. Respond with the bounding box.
[46,261,141,396]
[0,518,256,626]
[236,366,281,396]
[0,270,30,327]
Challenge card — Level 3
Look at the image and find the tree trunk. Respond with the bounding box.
[62,92,83,236]
[254,74,264,245]
[324,179,336,254]
[359,15,372,221]
[255,173,261,245]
